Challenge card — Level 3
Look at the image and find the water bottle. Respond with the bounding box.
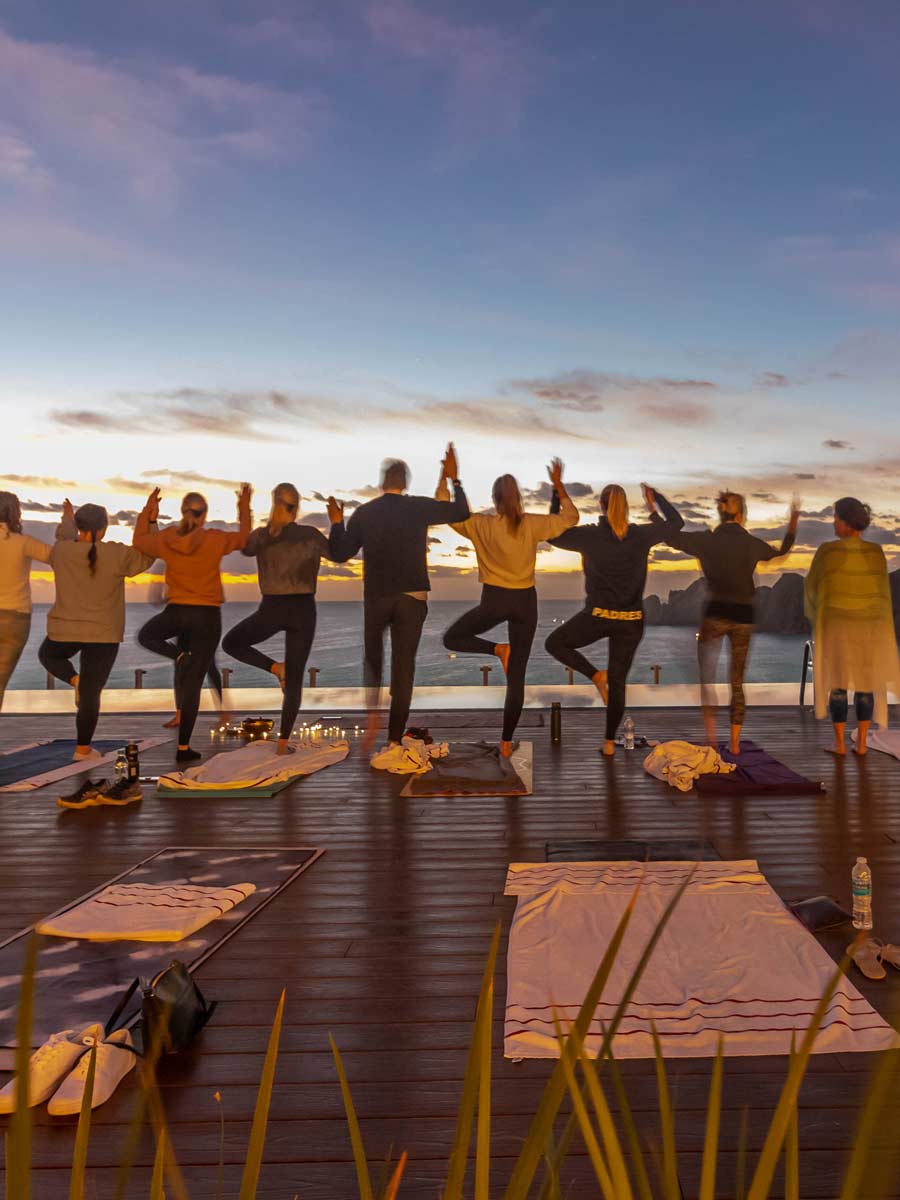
[623,717,635,751]
[550,702,562,745]
[125,740,140,783]
[851,857,873,930]
[114,749,128,782]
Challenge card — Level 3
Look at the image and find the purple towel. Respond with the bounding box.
[695,741,824,795]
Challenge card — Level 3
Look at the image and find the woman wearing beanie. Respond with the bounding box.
[39,502,155,758]
[133,485,252,761]
[0,491,53,708]
[805,497,900,755]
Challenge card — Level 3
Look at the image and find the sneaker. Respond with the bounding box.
[0,1024,102,1112]
[99,778,142,807]
[47,1027,136,1116]
[175,747,202,764]
[57,779,106,810]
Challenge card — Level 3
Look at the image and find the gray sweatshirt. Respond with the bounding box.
[242,524,331,595]
[48,518,156,643]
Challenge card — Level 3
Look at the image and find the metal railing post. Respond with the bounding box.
[308,667,319,688]
[652,664,661,685]
[800,641,812,707]
[566,668,574,685]
[134,669,146,689]
[221,667,232,689]
[480,665,492,686]
[45,672,55,690]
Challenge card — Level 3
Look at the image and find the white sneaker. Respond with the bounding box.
[0,1024,102,1112]
[47,1027,136,1116]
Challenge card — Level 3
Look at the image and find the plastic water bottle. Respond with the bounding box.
[114,749,128,782]
[623,717,635,751]
[851,857,873,930]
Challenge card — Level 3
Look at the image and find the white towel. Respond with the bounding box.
[159,738,348,790]
[643,740,736,792]
[504,860,899,1060]
[37,881,256,942]
[853,727,900,759]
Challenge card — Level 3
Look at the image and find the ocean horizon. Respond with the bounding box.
[8,601,809,692]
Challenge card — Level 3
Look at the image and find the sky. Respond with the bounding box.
[2,0,899,602]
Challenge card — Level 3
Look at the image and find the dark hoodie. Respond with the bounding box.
[133,512,249,606]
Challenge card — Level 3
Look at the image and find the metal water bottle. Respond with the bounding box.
[550,702,562,745]
[623,717,635,750]
[125,740,140,783]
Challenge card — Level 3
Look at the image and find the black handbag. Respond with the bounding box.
[106,960,216,1056]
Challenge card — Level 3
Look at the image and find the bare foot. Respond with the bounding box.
[499,740,514,758]
[592,670,609,703]
[494,644,511,676]
[162,711,181,729]
[853,745,868,757]
[825,745,847,756]
[275,739,295,756]
[362,711,381,753]
[271,662,286,692]
[601,740,615,757]
[729,739,741,756]
[72,746,101,761]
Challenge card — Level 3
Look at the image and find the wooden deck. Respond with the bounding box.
[2,704,900,1199]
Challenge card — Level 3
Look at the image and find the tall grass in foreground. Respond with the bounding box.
[4,895,900,1198]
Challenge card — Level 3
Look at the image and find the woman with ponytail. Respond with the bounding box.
[134,485,252,762]
[222,483,337,753]
[668,490,800,753]
[0,491,53,708]
[546,483,683,755]
[805,497,900,755]
[39,502,155,758]
[437,459,578,754]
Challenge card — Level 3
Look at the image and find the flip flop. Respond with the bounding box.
[848,938,886,980]
[877,942,900,971]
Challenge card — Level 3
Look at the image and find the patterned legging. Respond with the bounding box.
[697,617,753,725]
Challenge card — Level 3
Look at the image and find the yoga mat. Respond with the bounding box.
[400,741,532,797]
[546,839,722,863]
[0,846,323,1052]
[0,736,172,793]
[505,860,899,1060]
[696,740,824,795]
[156,778,294,799]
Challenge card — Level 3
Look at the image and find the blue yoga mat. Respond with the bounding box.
[0,741,124,789]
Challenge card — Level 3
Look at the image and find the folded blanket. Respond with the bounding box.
[370,737,449,775]
[36,881,256,942]
[159,738,348,791]
[643,740,736,792]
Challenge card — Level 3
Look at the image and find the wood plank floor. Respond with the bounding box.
[1,704,900,1199]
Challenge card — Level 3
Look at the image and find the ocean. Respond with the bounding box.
[9,602,809,691]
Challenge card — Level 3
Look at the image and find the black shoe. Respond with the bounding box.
[57,779,105,810]
[99,778,143,806]
[176,747,202,764]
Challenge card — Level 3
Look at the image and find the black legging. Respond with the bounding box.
[545,610,644,741]
[38,639,119,746]
[364,593,428,743]
[138,604,221,746]
[443,585,538,742]
[223,595,317,739]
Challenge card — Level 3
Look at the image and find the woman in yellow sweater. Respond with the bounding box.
[437,459,578,754]
[804,496,900,755]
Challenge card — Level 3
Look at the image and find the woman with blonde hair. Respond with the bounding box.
[668,490,800,754]
[437,459,578,754]
[0,491,52,708]
[546,482,683,755]
[134,485,252,761]
[804,497,900,755]
[223,483,337,753]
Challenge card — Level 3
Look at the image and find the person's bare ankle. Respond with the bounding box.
[592,670,609,703]
[499,739,514,758]
[270,662,286,691]
[494,644,511,676]
[162,710,181,729]
[601,740,615,757]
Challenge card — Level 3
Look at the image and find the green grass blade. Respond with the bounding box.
[239,989,285,1200]
[839,1048,900,1199]
[746,954,849,1200]
[8,934,38,1200]
[446,924,499,1200]
[331,1033,374,1200]
[535,864,698,1200]
[651,1023,679,1200]
[698,1037,724,1200]
[69,1045,97,1200]
[503,881,643,1200]
[605,1048,654,1200]
[149,1125,167,1200]
[554,1018,616,1200]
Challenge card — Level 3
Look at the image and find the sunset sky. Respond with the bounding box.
[2,0,899,602]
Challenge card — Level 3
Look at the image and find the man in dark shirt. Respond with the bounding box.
[328,444,469,747]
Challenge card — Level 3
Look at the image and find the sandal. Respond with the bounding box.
[877,942,900,971]
[847,938,886,980]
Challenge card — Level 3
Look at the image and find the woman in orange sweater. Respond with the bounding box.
[133,485,251,761]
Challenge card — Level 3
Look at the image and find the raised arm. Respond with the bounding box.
[530,457,579,540]
[132,488,164,555]
[755,498,801,562]
[327,497,362,562]
[641,485,684,545]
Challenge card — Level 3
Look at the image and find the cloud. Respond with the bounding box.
[0,127,51,192]
[638,400,710,424]
[507,369,717,417]
[367,0,546,163]
[140,468,244,491]
[757,371,793,388]
[224,13,339,61]
[0,473,78,489]
[19,499,65,513]
[520,480,593,504]
[794,472,817,480]
[822,439,853,450]
[299,512,330,529]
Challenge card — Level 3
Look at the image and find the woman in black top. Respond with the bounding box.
[546,483,683,755]
[223,483,337,753]
[667,491,799,754]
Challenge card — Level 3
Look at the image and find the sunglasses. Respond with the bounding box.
[278,500,298,513]
[184,507,206,518]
